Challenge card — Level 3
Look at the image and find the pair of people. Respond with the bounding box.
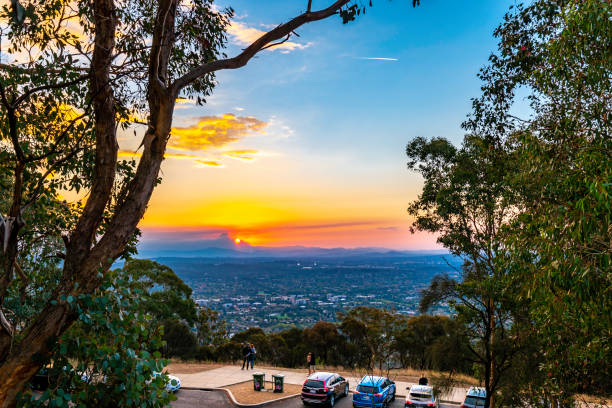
[241,343,257,370]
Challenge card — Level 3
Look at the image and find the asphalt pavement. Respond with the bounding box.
[172,389,460,408]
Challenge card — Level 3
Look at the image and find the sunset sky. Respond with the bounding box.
[124,0,516,250]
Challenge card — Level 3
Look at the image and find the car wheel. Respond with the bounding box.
[329,393,335,407]
[343,384,349,397]
[391,390,396,401]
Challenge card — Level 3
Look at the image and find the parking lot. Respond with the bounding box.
[171,389,460,408]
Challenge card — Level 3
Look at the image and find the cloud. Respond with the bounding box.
[120,113,272,168]
[223,149,259,160]
[227,21,312,52]
[196,160,223,167]
[118,151,201,160]
[377,226,398,231]
[169,113,266,151]
[356,57,399,61]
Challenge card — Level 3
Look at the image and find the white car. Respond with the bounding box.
[405,384,439,408]
[151,371,181,392]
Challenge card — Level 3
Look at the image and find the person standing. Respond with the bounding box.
[242,343,251,370]
[307,352,316,375]
[249,344,257,369]
[418,373,428,385]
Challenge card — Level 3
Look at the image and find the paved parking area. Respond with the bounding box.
[171,389,460,408]
[172,366,466,403]
[171,389,234,408]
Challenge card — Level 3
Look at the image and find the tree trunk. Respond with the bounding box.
[488,299,495,408]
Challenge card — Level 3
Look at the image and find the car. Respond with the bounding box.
[460,387,486,408]
[353,375,396,408]
[151,371,181,392]
[301,372,349,406]
[405,384,439,408]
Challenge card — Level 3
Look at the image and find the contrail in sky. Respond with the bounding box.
[357,57,399,61]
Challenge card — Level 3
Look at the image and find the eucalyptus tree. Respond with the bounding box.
[464,0,611,402]
[338,306,404,371]
[407,134,528,408]
[0,0,423,405]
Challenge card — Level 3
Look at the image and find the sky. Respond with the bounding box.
[125,0,517,251]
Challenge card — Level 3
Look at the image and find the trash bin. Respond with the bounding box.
[253,372,265,391]
[272,374,284,393]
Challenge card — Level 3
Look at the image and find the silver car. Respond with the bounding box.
[405,384,439,408]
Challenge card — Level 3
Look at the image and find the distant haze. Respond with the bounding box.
[137,231,447,259]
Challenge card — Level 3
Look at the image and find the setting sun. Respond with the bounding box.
[234,238,241,244]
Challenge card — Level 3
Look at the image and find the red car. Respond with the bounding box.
[301,372,349,406]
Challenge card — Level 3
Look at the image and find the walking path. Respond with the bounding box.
[172,365,467,404]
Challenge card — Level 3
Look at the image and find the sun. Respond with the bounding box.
[234,238,241,244]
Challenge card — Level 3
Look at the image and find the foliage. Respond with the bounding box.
[408,134,529,408]
[393,315,468,372]
[194,307,472,376]
[161,318,198,359]
[196,307,228,347]
[117,259,197,325]
[337,306,404,371]
[464,0,611,401]
[19,272,173,408]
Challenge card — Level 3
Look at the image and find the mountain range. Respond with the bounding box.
[137,232,446,259]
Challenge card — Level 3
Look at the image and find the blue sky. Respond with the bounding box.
[137,0,518,250]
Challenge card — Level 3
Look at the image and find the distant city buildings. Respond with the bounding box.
[180,257,459,333]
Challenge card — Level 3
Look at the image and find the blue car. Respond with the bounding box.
[352,375,396,408]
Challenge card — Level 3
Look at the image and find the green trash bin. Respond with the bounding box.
[253,372,265,391]
[272,374,284,393]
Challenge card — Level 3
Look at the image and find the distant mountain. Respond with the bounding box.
[137,232,447,259]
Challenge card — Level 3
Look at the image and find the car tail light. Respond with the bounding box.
[460,405,467,408]
[323,387,328,392]
[374,393,382,397]
[406,400,412,404]
[428,403,435,407]
[354,390,360,395]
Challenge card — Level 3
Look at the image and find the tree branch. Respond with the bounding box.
[172,0,350,93]
[13,74,90,108]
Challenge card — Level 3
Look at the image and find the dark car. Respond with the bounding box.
[301,372,349,406]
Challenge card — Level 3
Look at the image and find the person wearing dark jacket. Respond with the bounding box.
[418,374,428,385]
[307,352,316,375]
[241,344,251,370]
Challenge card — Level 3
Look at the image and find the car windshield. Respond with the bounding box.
[410,392,432,400]
[357,385,379,394]
[304,380,324,388]
[465,396,486,406]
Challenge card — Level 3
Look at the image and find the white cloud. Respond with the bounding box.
[227,21,312,52]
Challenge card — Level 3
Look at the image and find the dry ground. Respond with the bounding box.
[166,360,479,387]
[165,361,226,374]
[224,380,302,404]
